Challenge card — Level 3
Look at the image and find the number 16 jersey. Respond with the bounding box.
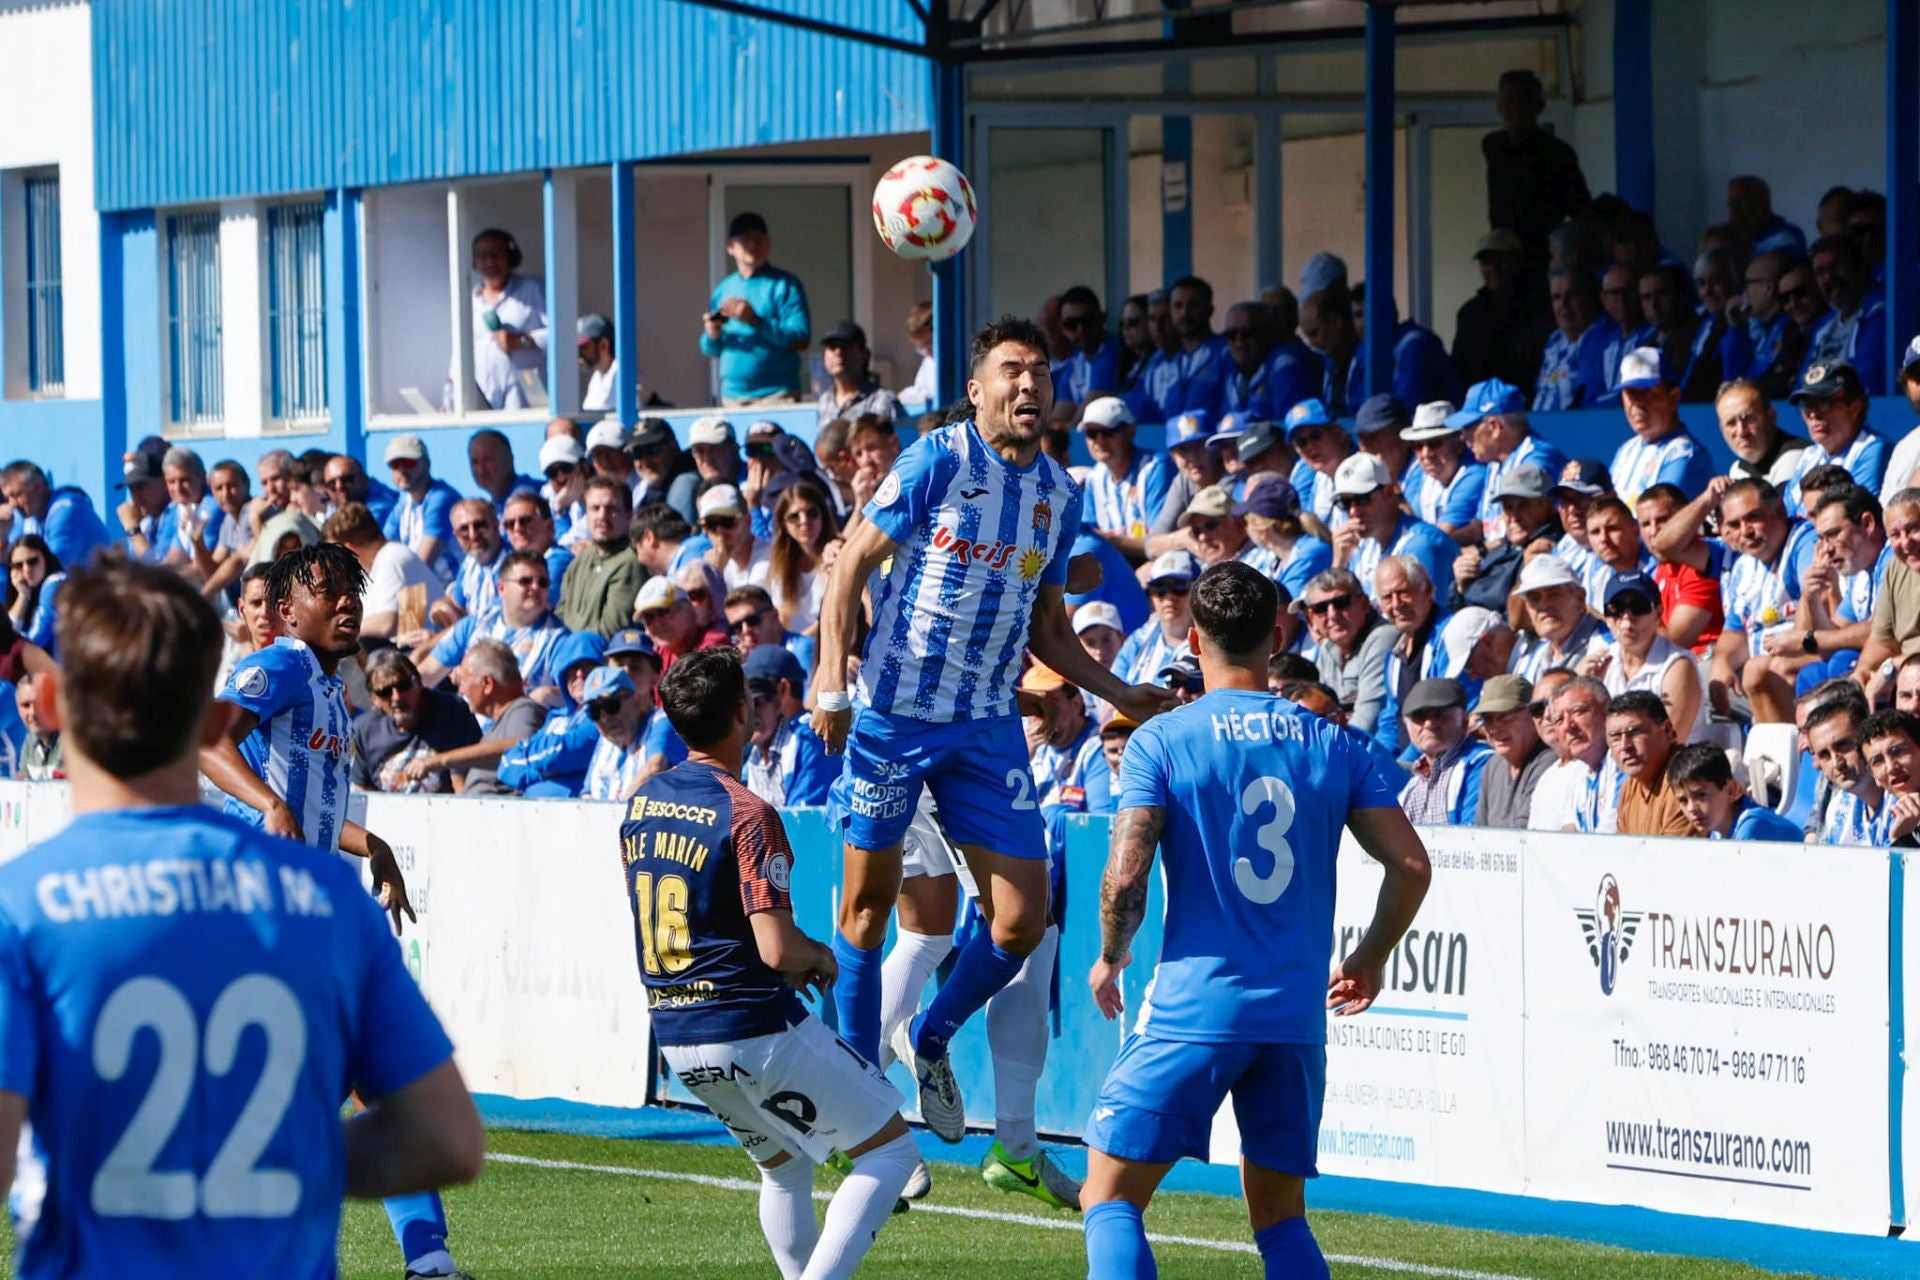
[1116,691,1399,1045]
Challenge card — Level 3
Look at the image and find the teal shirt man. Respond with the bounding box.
[700,211,813,402]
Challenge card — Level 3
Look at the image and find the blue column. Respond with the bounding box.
[1887,0,1918,385]
[930,51,968,407]
[324,187,365,462]
[1613,0,1655,215]
[612,161,640,426]
[1362,1,1394,397]
[541,170,567,415]
[1162,116,1194,285]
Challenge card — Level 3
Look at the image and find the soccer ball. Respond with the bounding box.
[872,156,978,262]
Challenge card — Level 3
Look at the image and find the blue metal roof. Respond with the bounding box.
[92,0,930,212]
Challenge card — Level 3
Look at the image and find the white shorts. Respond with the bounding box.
[661,1014,903,1165]
[899,792,979,898]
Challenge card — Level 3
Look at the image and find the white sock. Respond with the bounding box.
[986,923,1057,1163]
[758,1156,819,1280]
[800,1132,918,1280]
[878,928,952,1063]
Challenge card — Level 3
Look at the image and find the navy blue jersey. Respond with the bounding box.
[621,761,804,1046]
[0,807,451,1279]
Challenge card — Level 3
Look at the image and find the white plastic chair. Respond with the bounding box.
[1741,722,1801,815]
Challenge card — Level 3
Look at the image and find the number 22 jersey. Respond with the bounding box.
[0,807,453,1279]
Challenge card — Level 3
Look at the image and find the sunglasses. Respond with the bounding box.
[730,611,766,634]
[1148,582,1191,597]
[631,443,666,459]
[9,557,40,571]
[587,696,626,721]
[502,514,539,530]
[1083,424,1126,439]
[1336,493,1373,512]
[372,676,418,700]
[544,463,576,481]
[1223,327,1259,341]
[1305,593,1355,615]
[504,575,550,590]
[746,442,776,459]
[1780,284,1817,304]
[702,516,739,532]
[1605,594,1655,619]
[1528,700,1550,717]
[784,508,822,525]
[1189,517,1225,535]
[685,586,711,604]
[1059,313,1092,331]
[324,476,355,490]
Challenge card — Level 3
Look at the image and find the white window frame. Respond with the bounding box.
[265,197,330,432]
[159,206,227,437]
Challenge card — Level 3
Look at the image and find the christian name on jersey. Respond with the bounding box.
[34,857,336,924]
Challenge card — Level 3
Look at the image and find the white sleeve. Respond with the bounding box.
[365,548,403,617]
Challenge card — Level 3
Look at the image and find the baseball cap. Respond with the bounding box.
[1235,418,1285,462]
[581,665,637,703]
[1146,549,1201,586]
[820,320,867,347]
[1158,656,1203,689]
[1333,453,1393,498]
[1018,661,1069,695]
[1438,607,1506,678]
[1402,400,1462,442]
[383,433,427,464]
[1101,710,1141,734]
[1081,396,1135,431]
[1617,346,1674,390]
[1178,486,1234,527]
[1403,677,1467,717]
[744,644,806,690]
[1166,410,1213,450]
[538,436,584,472]
[605,626,653,658]
[576,313,613,344]
[1514,553,1580,595]
[748,420,784,443]
[585,420,631,453]
[1353,394,1410,437]
[1473,229,1525,259]
[1603,571,1660,612]
[688,415,736,447]
[630,417,673,450]
[1474,673,1533,716]
[769,434,815,475]
[635,576,679,614]
[727,211,769,240]
[1902,334,1920,381]
[1553,458,1613,499]
[1492,463,1552,501]
[1234,475,1300,519]
[1789,361,1867,403]
[1301,251,1348,297]
[1072,600,1125,636]
[1444,378,1527,430]
[697,485,746,519]
[1283,398,1335,438]
[116,451,162,487]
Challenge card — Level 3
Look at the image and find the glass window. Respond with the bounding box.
[267,200,327,423]
[24,174,61,396]
[166,211,224,428]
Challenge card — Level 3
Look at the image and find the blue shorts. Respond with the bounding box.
[830,708,1046,860]
[1085,1033,1325,1175]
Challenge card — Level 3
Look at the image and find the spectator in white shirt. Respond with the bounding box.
[459,227,548,410]
[322,502,445,644]
[699,485,768,590]
[577,313,633,412]
[1532,673,1613,831]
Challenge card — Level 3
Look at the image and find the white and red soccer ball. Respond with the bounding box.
[872,155,978,262]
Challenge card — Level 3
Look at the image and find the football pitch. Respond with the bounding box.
[326,1123,1841,1279]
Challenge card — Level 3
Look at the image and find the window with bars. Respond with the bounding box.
[24,175,61,396]
[267,200,327,424]
[166,211,224,428]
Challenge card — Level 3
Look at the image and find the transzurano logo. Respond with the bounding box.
[1573,873,1643,995]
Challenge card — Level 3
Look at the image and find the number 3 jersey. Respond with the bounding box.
[0,806,453,1279]
[1117,691,1400,1045]
[620,761,805,1047]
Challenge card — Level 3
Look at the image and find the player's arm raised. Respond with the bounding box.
[1089,803,1164,1020]
[1028,582,1178,725]
[749,909,838,999]
[198,707,306,843]
[1329,806,1432,1016]
[811,514,898,754]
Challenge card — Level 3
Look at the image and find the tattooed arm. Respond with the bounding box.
[1089,804,1164,1020]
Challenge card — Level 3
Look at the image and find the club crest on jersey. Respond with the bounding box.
[931,523,1019,570]
[1032,499,1053,537]
[232,665,269,699]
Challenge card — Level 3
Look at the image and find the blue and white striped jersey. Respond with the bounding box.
[1085,450,1170,539]
[217,639,353,854]
[859,422,1082,722]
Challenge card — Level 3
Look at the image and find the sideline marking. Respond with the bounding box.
[487,1151,1538,1279]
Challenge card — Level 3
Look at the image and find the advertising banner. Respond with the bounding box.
[1523,835,1889,1234]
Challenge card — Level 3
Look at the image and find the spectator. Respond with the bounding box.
[113,452,171,565]
[1283,399,1353,525]
[1795,484,1893,690]
[1741,250,1803,399]
[1584,572,1704,743]
[5,534,60,657]
[1237,476,1332,601]
[251,448,294,531]
[1114,550,1197,686]
[1452,463,1560,614]
[557,476,645,637]
[1549,675,1619,831]
[1036,293,1071,365]
[1354,394,1420,495]
[0,459,109,569]
[245,508,320,573]
[1399,677,1492,823]
[1443,603,1519,689]
[580,666,651,800]
[1548,458,1609,586]
[1144,412,1224,558]
[765,481,837,632]
[350,650,484,793]
[1783,362,1886,513]
[504,490,573,590]
[381,433,461,581]
[1805,695,1882,846]
[673,561,732,645]
[905,300,936,407]
[1522,669,1580,829]
[1225,298,1322,424]
[742,644,832,807]
[577,313,624,412]
[688,416,743,488]
[1806,235,1887,394]
[1374,554,1445,756]
[1580,495,1656,610]
[700,211,812,405]
[1078,397,1168,563]
[1510,554,1608,681]
[636,575,725,669]
[1716,377,1808,487]
[1686,477,1814,724]
[585,419,635,486]
[460,227,547,411]
[1852,489,1920,701]
[1399,403,1488,545]
[1636,482,1725,655]
[1635,263,1716,403]
[1458,382,1567,544]
[465,430,537,521]
[632,502,696,580]
[1345,284,1462,409]
[322,502,444,644]
[1332,454,1459,606]
[1766,257,1829,400]
[812,418,857,520]
[1155,275,1231,419]
[1122,288,1181,420]
[630,418,702,526]
[418,549,571,704]
[438,497,508,625]
[1667,743,1802,841]
[1611,348,1714,505]
[288,451,332,522]
[15,670,58,781]
[1727,175,1807,257]
[812,320,902,430]
[1452,229,1545,393]
[699,485,768,590]
[1473,674,1551,828]
[1302,567,1393,737]
[1115,293,1152,388]
[1692,248,1756,384]
[1073,600,1127,676]
[1595,263,1654,405]
[725,584,816,675]
[1483,68,1589,265]
[1298,258,1361,414]
[1881,338,1920,504]
[1848,190,1889,286]
[1053,286,1121,410]
[846,413,903,513]
[414,637,546,795]
[1532,265,1609,411]
[1606,690,1691,837]
[605,625,665,702]
[160,446,223,574]
[1897,652,1920,712]
[195,459,256,601]
[493,630,615,797]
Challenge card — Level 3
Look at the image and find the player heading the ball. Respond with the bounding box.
[0,558,483,1279]
[1082,561,1432,1280]
[623,646,919,1280]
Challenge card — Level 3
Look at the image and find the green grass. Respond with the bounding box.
[324,1126,1823,1279]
